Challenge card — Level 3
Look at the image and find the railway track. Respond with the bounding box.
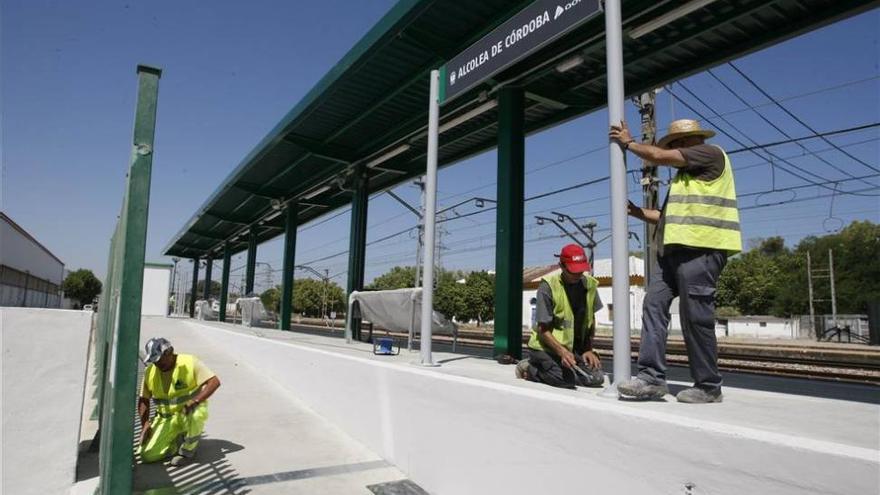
[294,320,880,384]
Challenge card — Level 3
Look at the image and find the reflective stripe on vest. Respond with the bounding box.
[528,273,597,353]
[663,146,742,255]
[145,354,200,415]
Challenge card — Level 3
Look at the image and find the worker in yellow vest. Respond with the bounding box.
[610,119,741,404]
[516,244,605,389]
[138,337,221,466]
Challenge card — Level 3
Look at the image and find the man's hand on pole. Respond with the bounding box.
[609,120,634,146]
[140,422,152,445]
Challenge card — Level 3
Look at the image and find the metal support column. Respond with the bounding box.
[346,163,369,342]
[219,243,231,322]
[281,202,298,330]
[189,258,199,318]
[245,230,257,295]
[203,257,213,300]
[602,0,632,395]
[493,86,525,360]
[419,69,441,366]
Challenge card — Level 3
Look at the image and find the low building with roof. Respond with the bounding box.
[0,212,65,308]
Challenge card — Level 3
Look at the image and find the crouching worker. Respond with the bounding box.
[138,337,221,466]
[516,244,605,388]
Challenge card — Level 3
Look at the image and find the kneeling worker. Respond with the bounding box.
[516,244,605,388]
[138,337,221,466]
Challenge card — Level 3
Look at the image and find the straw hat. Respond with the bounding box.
[657,119,716,148]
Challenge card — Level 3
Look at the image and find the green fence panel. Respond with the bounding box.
[95,65,161,495]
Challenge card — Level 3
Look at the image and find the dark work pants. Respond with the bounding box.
[527,349,604,389]
[638,248,727,391]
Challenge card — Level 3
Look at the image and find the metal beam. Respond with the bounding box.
[282,133,355,163]
[280,202,298,330]
[189,229,227,241]
[203,257,213,300]
[189,259,199,318]
[245,230,257,295]
[346,163,369,341]
[493,86,525,360]
[219,244,231,322]
[524,91,570,110]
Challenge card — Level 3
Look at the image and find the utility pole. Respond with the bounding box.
[633,90,658,286]
[829,249,838,329]
[413,178,425,288]
[806,251,815,336]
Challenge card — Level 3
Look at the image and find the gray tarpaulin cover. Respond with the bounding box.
[347,288,456,335]
[195,300,216,320]
[237,297,265,327]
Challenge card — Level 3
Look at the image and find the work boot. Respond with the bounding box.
[676,387,723,404]
[169,454,192,467]
[515,359,532,380]
[617,377,668,400]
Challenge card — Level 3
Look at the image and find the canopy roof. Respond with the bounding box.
[164,0,876,258]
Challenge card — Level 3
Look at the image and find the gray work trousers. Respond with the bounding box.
[638,248,727,391]
[527,349,605,389]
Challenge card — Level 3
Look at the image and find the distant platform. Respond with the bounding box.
[175,317,878,495]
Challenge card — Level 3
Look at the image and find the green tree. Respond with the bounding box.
[260,286,281,314]
[63,269,102,307]
[717,238,784,315]
[367,266,417,290]
[458,271,495,325]
[195,280,222,299]
[293,278,344,317]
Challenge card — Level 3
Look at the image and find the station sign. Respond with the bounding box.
[439,0,601,104]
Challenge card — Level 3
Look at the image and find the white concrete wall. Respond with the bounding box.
[0,217,65,285]
[725,319,796,339]
[141,266,171,316]
[192,322,877,495]
[1,308,91,495]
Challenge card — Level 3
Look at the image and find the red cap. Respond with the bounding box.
[557,244,590,274]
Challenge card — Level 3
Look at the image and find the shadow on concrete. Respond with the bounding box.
[133,438,249,495]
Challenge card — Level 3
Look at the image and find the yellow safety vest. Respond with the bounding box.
[145,354,201,416]
[663,146,742,255]
[528,273,597,353]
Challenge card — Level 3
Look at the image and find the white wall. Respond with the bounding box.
[141,266,171,316]
[724,318,796,339]
[190,322,877,495]
[1,308,91,495]
[0,217,64,285]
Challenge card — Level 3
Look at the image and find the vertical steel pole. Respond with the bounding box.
[245,230,257,295]
[602,0,632,395]
[494,86,525,360]
[203,257,213,300]
[280,203,298,330]
[410,179,425,351]
[219,243,231,321]
[807,251,815,337]
[419,69,440,366]
[189,259,199,318]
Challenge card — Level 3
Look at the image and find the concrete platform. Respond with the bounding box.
[73,316,415,494]
[182,318,879,495]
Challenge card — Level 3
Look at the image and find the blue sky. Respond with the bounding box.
[3,1,878,292]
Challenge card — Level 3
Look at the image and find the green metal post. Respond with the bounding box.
[203,256,213,299]
[494,87,525,359]
[97,64,161,495]
[219,243,231,322]
[189,258,199,317]
[346,164,369,341]
[245,230,257,295]
[280,202,298,330]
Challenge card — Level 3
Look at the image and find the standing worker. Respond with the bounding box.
[516,244,605,389]
[138,337,221,466]
[609,119,741,403]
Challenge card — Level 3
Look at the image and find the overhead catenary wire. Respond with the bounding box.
[726,62,880,174]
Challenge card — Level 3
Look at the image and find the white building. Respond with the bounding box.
[141,263,173,316]
[0,212,65,308]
